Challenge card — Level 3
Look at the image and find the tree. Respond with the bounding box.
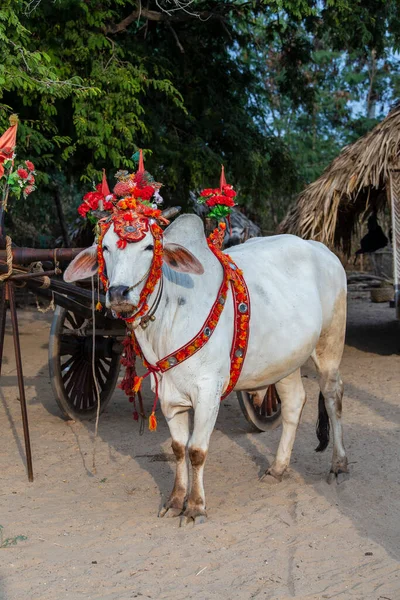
[2,0,400,244]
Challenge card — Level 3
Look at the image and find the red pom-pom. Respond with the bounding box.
[114,181,132,197]
[25,160,35,172]
[17,168,28,179]
[149,412,157,431]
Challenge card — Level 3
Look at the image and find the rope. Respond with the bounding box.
[91,275,102,474]
[31,261,54,311]
[35,293,55,313]
[39,276,51,289]
[0,236,13,281]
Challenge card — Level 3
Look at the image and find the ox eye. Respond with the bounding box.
[103,245,109,252]
[145,244,154,251]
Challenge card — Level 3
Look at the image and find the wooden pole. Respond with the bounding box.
[388,171,400,318]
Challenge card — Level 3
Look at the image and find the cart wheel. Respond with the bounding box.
[237,385,282,432]
[49,306,121,420]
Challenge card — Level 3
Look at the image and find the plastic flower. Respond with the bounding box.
[222,186,236,198]
[200,188,217,197]
[133,185,154,200]
[25,160,35,172]
[24,185,35,196]
[17,168,28,179]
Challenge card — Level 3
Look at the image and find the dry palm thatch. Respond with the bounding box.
[279,105,400,255]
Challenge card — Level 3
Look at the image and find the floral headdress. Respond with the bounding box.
[0,115,36,204]
[77,150,168,316]
[197,165,236,219]
[77,150,164,223]
[78,151,168,432]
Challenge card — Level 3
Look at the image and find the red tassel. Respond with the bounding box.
[149,411,157,431]
[117,239,127,249]
[133,376,143,393]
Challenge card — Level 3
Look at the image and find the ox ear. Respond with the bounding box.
[63,246,98,283]
[163,243,204,275]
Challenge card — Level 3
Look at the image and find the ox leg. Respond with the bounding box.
[181,390,220,525]
[262,369,306,483]
[316,368,348,483]
[312,290,348,483]
[159,409,190,518]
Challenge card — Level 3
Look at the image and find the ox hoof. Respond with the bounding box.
[260,469,282,484]
[179,508,207,527]
[159,506,183,518]
[327,469,350,485]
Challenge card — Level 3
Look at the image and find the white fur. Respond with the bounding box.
[64,214,347,518]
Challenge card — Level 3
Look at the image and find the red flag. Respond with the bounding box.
[0,118,18,179]
[138,149,145,173]
[101,169,110,197]
[220,164,227,190]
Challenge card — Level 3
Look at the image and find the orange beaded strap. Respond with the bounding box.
[149,231,250,395]
[127,225,251,430]
[205,229,250,399]
[156,269,230,371]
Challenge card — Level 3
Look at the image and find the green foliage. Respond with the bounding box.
[1,0,400,243]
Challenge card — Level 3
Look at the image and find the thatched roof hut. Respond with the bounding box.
[279,105,400,259]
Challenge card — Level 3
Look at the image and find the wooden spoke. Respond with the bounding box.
[49,306,121,420]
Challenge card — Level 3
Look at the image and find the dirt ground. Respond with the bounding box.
[1,294,399,600]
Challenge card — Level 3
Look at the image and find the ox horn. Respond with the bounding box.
[161,206,181,220]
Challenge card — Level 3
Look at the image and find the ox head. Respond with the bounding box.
[64,214,204,317]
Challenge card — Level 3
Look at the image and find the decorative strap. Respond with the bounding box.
[156,270,230,371]
[206,224,250,398]
[120,223,251,430]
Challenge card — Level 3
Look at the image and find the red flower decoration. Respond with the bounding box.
[25,160,35,172]
[17,168,28,179]
[200,188,218,197]
[24,185,34,196]
[222,185,236,198]
[199,181,236,217]
[133,185,154,201]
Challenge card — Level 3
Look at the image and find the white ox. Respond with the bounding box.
[65,214,348,524]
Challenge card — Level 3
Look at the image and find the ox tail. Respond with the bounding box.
[315,392,330,452]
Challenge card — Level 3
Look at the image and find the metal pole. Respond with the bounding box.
[0,284,7,376]
[7,282,34,482]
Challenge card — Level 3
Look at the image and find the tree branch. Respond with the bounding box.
[166,21,185,53]
[105,6,226,34]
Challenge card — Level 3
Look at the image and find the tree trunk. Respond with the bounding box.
[367,49,377,119]
[53,186,70,247]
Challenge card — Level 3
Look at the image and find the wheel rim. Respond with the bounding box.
[237,385,282,432]
[49,307,121,419]
[252,385,281,420]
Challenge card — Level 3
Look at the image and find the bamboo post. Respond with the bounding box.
[388,170,400,318]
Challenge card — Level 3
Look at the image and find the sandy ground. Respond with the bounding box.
[1,294,400,600]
